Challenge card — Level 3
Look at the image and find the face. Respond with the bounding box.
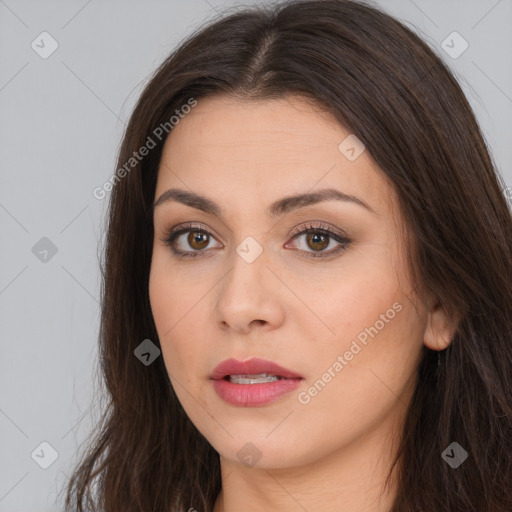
[149,94,429,469]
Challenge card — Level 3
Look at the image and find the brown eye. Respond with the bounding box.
[187,230,210,250]
[162,224,222,259]
[305,232,330,252]
[286,221,351,259]
[162,221,351,260]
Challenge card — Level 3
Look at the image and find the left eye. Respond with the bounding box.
[288,229,345,255]
[285,222,351,258]
[161,222,351,259]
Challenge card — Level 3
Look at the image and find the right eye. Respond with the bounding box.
[161,223,223,259]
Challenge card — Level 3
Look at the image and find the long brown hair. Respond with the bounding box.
[61,1,512,510]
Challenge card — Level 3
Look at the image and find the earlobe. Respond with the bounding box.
[423,302,456,351]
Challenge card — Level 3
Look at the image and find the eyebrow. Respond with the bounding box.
[152,187,376,217]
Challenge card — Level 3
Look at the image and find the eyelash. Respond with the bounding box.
[160,221,351,260]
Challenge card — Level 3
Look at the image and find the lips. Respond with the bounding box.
[210,357,303,381]
[210,357,304,407]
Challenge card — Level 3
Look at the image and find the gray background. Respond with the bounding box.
[1,0,511,510]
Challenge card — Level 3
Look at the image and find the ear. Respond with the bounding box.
[423,301,456,351]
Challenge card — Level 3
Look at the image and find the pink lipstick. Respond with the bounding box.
[210,357,304,407]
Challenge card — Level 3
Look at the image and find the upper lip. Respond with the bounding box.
[211,357,303,380]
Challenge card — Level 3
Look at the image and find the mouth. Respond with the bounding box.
[223,373,287,384]
[210,357,304,407]
[210,357,304,381]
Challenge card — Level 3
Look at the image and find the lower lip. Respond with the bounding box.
[212,377,303,406]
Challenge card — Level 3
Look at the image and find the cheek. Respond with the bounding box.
[148,260,212,391]
[149,263,188,372]
[149,281,210,414]
[299,240,423,387]
[294,297,424,448]
[149,253,204,338]
[309,251,401,346]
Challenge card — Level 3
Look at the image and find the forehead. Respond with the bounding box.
[155,94,395,218]
[161,94,352,165]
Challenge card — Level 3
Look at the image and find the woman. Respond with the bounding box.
[62,0,512,510]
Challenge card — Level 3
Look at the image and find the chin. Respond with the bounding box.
[203,428,321,470]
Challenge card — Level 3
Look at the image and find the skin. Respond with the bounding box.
[149,94,455,512]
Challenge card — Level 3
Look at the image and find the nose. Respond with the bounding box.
[212,246,285,334]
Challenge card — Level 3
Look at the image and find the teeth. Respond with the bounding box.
[228,373,283,384]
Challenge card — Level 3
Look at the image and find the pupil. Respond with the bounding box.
[308,233,328,251]
[189,231,208,249]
